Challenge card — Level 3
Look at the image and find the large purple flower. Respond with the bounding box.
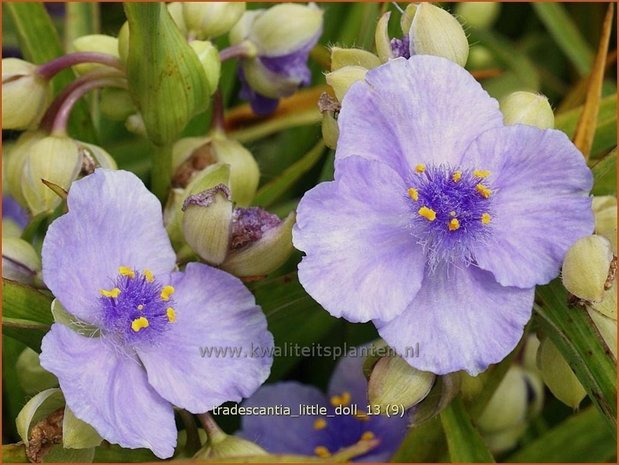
[238,353,408,461]
[39,169,273,458]
[293,56,594,375]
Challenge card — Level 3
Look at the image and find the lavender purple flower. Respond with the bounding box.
[39,169,273,458]
[293,56,594,375]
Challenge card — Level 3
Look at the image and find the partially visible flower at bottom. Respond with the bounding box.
[39,169,274,458]
[238,353,408,461]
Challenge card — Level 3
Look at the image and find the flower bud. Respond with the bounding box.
[467,45,496,71]
[99,88,135,121]
[591,278,616,320]
[325,66,367,102]
[593,196,617,253]
[2,195,29,238]
[183,2,246,39]
[125,113,147,137]
[587,307,617,358]
[189,40,221,95]
[500,91,555,129]
[172,135,259,207]
[221,210,295,277]
[16,347,58,395]
[455,2,501,30]
[330,47,381,72]
[167,2,187,35]
[400,4,417,36]
[537,338,586,409]
[321,111,339,150]
[5,131,47,206]
[408,3,469,67]
[2,58,52,130]
[2,237,41,285]
[194,431,267,460]
[182,181,234,266]
[478,366,528,433]
[562,235,613,303]
[367,353,435,412]
[118,21,130,65]
[71,34,119,75]
[483,423,527,454]
[374,12,394,63]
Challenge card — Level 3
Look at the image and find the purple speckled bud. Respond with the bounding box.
[390,36,411,59]
[230,207,282,250]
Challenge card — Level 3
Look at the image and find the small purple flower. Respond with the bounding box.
[238,353,408,461]
[39,169,273,458]
[293,56,594,375]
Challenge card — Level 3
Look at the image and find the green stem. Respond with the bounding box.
[178,410,201,456]
[151,143,173,203]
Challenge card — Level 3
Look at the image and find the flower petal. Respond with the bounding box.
[375,265,534,375]
[238,382,330,456]
[336,55,503,174]
[136,263,273,413]
[293,157,425,323]
[464,126,594,288]
[39,324,176,458]
[41,169,176,323]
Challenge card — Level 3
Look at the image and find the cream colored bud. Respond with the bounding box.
[591,278,616,320]
[325,66,367,102]
[189,41,221,95]
[100,88,135,121]
[330,47,380,71]
[16,347,58,395]
[321,112,339,150]
[483,423,527,454]
[400,4,417,35]
[538,338,586,409]
[478,366,528,433]
[500,91,555,129]
[194,432,267,460]
[125,113,147,137]
[588,307,617,358]
[183,2,246,39]
[2,237,41,285]
[71,35,119,75]
[5,131,47,206]
[562,235,613,303]
[117,21,130,65]
[455,2,501,30]
[375,12,393,63]
[593,196,617,253]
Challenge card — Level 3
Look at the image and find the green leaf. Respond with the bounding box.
[16,388,64,446]
[532,3,594,76]
[391,416,446,462]
[591,149,617,196]
[43,446,95,463]
[2,443,28,463]
[93,444,158,463]
[62,407,103,449]
[506,407,615,462]
[254,141,326,208]
[64,3,100,49]
[440,397,495,463]
[535,281,617,434]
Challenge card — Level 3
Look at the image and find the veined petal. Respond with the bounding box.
[464,125,594,288]
[294,157,425,323]
[376,265,534,375]
[42,170,176,324]
[39,324,176,458]
[136,263,273,413]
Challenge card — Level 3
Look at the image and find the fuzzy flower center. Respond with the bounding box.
[99,267,176,345]
[406,164,494,267]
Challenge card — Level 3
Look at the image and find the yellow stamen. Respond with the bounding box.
[407,187,419,201]
[355,412,370,421]
[100,287,121,298]
[144,269,154,283]
[448,218,460,231]
[418,206,436,221]
[452,171,462,182]
[131,316,149,332]
[361,431,375,441]
[313,418,327,430]
[137,304,144,311]
[330,395,341,407]
[475,183,492,199]
[314,446,331,458]
[160,285,175,301]
[340,391,351,406]
[481,213,492,225]
[166,307,176,323]
[415,164,426,173]
[473,169,491,178]
[118,266,135,278]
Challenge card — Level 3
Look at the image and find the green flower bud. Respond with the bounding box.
[16,347,58,395]
[167,2,187,35]
[117,21,130,65]
[172,135,259,207]
[483,423,527,454]
[593,196,617,253]
[330,47,380,71]
[2,237,41,285]
[194,431,267,460]
[591,278,616,320]
[5,131,47,206]
[455,2,501,30]
[587,307,617,358]
[367,353,435,412]
[2,58,52,130]
[538,338,586,409]
[100,88,135,121]
[478,366,528,433]
[189,40,221,95]
[221,212,295,278]
[562,235,613,303]
[375,12,393,63]
[325,66,367,102]
[400,4,417,36]
[71,34,119,75]
[3,220,23,239]
[467,45,496,71]
[500,91,555,129]
[125,113,147,137]
[321,111,339,150]
[408,3,469,67]
[522,334,542,376]
[183,2,246,39]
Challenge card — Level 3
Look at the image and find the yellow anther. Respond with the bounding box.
[314,446,331,458]
[407,187,419,201]
[118,266,135,278]
[160,285,175,301]
[448,218,460,231]
[475,183,492,199]
[361,431,375,441]
[144,269,154,283]
[330,395,341,407]
[100,287,121,298]
[481,213,492,225]
[418,206,436,221]
[137,304,144,311]
[131,316,149,332]
[340,391,351,406]
[415,164,426,173]
[166,307,176,323]
[473,169,491,178]
[313,418,327,430]
[452,171,462,182]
